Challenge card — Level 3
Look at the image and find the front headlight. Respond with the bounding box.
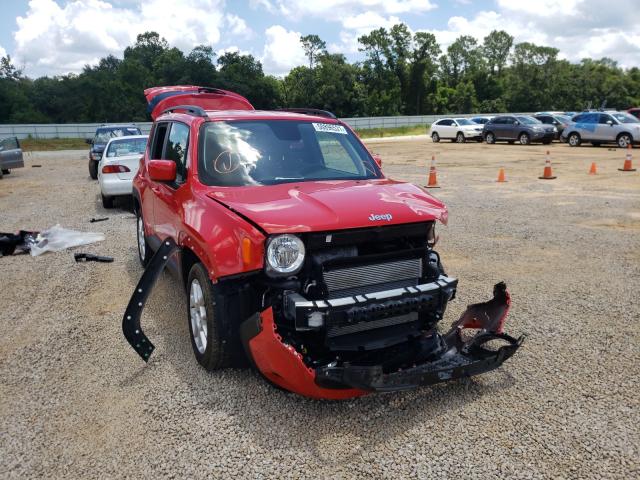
[266,234,305,276]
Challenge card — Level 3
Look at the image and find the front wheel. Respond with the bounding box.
[187,263,234,371]
[89,160,98,180]
[431,132,440,143]
[455,132,465,143]
[1,169,9,174]
[136,209,152,267]
[617,133,632,149]
[568,133,581,147]
[485,132,496,144]
[519,133,530,145]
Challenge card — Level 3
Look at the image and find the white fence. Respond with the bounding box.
[0,113,531,139]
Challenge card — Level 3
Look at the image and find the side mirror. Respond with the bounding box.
[606,120,613,126]
[85,138,93,144]
[372,153,383,168]
[514,121,520,125]
[148,160,176,182]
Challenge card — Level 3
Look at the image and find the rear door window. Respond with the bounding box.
[150,123,169,160]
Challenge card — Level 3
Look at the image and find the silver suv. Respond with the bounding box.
[562,111,640,148]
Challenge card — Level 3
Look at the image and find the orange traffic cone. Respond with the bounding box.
[425,155,440,188]
[618,145,637,172]
[589,162,597,175]
[539,150,557,180]
[496,168,506,182]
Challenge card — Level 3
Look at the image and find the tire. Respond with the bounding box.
[0,169,3,180]
[508,140,515,144]
[592,142,601,147]
[485,132,496,144]
[136,208,152,267]
[617,133,632,149]
[455,132,465,143]
[101,194,114,209]
[431,132,440,143]
[89,159,98,180]
[1,169,9,174]
[542,139,552,145]
[568,132,581,147]
[187,263,234,371]
[519,133,530,145]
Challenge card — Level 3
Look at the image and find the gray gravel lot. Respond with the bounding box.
[1,142,639,479]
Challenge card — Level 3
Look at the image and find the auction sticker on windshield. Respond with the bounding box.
[313,123,347,135]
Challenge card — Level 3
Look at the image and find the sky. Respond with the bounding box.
[0,0,639,78]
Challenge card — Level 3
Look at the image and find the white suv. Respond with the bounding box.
[562,111,640,148]
[430,118,483,143]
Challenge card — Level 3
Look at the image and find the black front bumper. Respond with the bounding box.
[315,331,523,392]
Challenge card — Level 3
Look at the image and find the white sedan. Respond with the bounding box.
[429,118,484,143]
[98,135,148,208]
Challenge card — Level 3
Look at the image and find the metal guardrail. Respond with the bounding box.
[0,113,534,139]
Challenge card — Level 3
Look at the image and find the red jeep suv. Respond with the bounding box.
[123,86,522,399]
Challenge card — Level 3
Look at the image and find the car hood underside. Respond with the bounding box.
[206,179,448,234]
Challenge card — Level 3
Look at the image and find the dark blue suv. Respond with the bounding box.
[87,124,142,179]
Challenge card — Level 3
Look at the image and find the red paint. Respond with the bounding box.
[148,160,176,182]
[248,308,368,399]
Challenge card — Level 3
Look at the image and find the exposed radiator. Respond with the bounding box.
[323,258,422,296]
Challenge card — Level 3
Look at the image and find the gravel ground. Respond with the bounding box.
[1,142,639,479]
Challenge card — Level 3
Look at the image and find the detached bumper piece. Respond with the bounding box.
[244,282,523,398]
[122,238,178,362]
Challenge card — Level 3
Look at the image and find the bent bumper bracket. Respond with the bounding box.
[122,238,178,362]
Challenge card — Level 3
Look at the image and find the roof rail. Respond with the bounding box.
[160,105,208,117]
[277,108,337,119]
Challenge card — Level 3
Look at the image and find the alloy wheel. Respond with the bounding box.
[189,279,208,354]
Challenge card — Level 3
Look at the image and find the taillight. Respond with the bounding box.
[101,165,131,174]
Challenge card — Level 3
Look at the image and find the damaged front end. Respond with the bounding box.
[241,280,523,398]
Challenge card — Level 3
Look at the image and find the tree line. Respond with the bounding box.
[1,27,639,124]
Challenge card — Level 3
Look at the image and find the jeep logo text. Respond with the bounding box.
[369,213,393,221]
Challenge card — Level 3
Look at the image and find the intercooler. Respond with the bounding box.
[323,257,423,299]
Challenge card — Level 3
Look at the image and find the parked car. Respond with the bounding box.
[430,117,483,142]
[98,135,148,208]
[483,115,556,145]
[122,85,522,399]
[87,124,142,180]
[627,107,640,120]
[0,136,24,180]
[561,111,640,148]
[470,116,494,125]
[533,113,572,139]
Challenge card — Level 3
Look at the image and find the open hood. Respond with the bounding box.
[144,85,254,120]
[206,179,447,234]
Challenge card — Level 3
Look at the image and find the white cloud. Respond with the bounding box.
[12,0,254,76]
[264,0,436,18]
[0,45,6,58]
[260,25,306,76]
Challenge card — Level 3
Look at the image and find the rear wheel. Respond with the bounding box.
[1,169,9,174]
[101,194,114,209]
[519,133,530,145]
[136,208,152,267]
[617,133,632,149]
[431,132,440,143]
[568,132,581,147]
[485,132,496,144]
[89,160,98,180]
[187,263,234,371]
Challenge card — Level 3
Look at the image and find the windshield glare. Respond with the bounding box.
[198,120,380,186]
[556,115,571,123]
[455,118,474,126]
[94,127,141,143]
[611,112,639,124]
[106,138,147,157]
[517,116,541,125]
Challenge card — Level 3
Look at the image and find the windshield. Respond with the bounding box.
[94,127,142,143]
[105,137,147,158]
[198,120,380,186]
[555,115,572,124]
[455,118,474,126]
[516,116,541,125]
[611,112,639,124]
